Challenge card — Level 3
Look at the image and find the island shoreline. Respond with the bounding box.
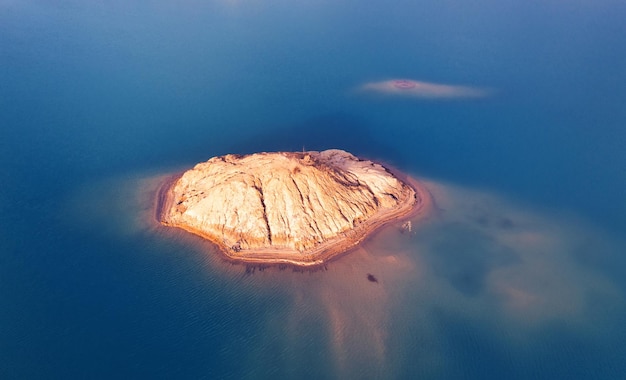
[154,155,433,268]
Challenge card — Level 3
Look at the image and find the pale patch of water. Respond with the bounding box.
[64,170,626,378]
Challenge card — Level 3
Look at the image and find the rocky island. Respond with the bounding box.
[157,149,430,266]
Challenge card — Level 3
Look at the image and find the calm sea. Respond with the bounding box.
[2,1,626,378]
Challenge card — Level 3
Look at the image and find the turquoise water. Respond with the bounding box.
[2,1,626,378]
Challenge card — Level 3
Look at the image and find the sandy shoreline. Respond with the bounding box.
[155,164,433,268]
[155,172,183,223]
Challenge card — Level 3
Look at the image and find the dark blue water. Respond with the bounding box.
[2,1,626,378]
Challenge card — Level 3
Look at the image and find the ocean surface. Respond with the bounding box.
[2,1,626,378]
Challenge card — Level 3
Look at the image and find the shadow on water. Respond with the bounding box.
[223,112,409,168]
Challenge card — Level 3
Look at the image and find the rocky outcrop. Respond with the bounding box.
[159,149,427,265]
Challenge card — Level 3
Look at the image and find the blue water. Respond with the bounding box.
[2,1,626,378]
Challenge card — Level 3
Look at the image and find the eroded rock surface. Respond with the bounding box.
[159,149,425,264]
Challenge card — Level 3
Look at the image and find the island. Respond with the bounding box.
[157,149,431,267]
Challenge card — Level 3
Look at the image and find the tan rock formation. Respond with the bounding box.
[158,149,429,266]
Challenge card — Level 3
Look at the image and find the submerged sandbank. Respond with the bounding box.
[359,79,490,99]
